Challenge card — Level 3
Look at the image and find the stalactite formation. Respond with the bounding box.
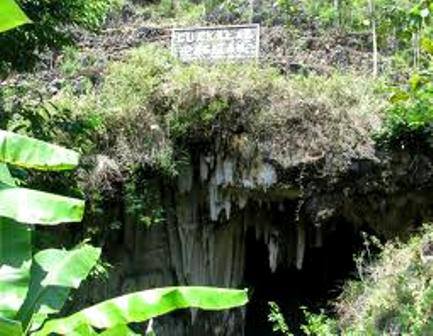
[76,141,433,335]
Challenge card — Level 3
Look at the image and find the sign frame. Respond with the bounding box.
[171,23,260,62]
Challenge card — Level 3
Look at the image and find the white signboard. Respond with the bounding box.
[171,24,260,62]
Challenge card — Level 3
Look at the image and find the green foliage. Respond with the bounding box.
[0,0,30,33]
[50,45,176,174]
[272,0,433,71]
[0,0,121,73]
[0,131,84,225]
[381,40,433,144]
[0,79,101,154]
[17,244,101,333]
[44,46,277,170]
[0,219,32,321]
[204,0,252,23]
[0,129,86,332]
[274,227,433,335]
[369,2,433,143]
[0,184,84,225]
[386,72,433,133]
[35,287,248,335]
[305,224,433,335]
[0,130,79,171]
[299,308,338,336]
[267,302,337,336]
[142,0,206,25]
[268,302,292,336]
[160,61,280,140]
[275,0,427,33]
[58,46,89,78]
[0,142,83,233]
[124,178,166,228]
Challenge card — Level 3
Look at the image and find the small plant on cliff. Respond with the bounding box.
[299,307,338,336]
[267,302,337,336]
[268,301,292,336]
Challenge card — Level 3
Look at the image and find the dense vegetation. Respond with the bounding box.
[2,0,433,335]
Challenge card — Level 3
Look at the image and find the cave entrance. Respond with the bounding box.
[244,220,363,335]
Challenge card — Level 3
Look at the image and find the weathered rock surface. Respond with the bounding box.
[72,133,433,335]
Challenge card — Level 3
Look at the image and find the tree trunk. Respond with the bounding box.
[413,31,419,69]
[334,0,340,27]
[368,0,378,77]
[249,0,254,23]
[171,0,180,13]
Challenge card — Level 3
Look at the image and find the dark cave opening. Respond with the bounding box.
[244,220,365,335]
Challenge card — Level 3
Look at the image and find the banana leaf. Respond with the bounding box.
[99,325,139,336]
[0,164,15,186]
[62,321,139,336]
[18,245,101,330]
[0,219,32,320]
[0,183,84,225]
[0,316,23,336]
[0,0,30,33]
[69,324,98,336]
[67,321,140,335]
[0,130,79,171]
[34,287,248,336]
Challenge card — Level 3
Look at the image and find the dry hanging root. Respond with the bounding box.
[295,164,307,270]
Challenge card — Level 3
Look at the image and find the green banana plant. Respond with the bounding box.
[0,0,31,33]
[34,286,248,336]
[0,129,248,336]
[0,130,85,325]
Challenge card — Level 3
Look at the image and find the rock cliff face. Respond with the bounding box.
[74,130,433,335]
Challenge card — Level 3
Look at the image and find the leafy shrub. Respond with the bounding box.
[380,38,433,146]
[384,72,433,142]
[0,0,122,74]
[300,307,338,336]
[333,224,433,335]
[267,302,337,336]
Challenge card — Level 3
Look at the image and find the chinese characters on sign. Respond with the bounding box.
[171,24,260,62]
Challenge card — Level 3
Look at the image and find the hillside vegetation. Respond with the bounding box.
[2,45,385,174]
[2,0,433,335]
